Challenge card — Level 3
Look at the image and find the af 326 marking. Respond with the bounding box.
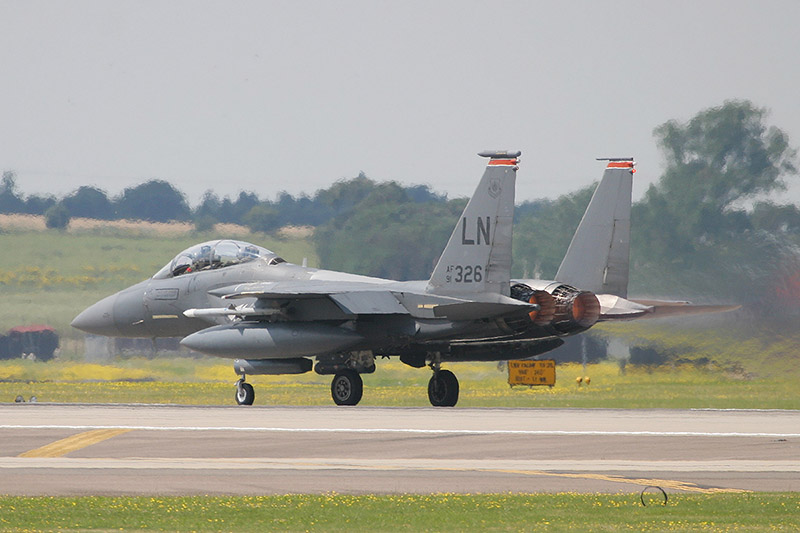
[445,264,483,283]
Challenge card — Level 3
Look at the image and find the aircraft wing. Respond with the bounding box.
[208,280,392,299]
[205,281,537,320]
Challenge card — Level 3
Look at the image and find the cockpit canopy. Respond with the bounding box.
[153,240,285,279]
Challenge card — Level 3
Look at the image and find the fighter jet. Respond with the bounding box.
[72,151,733,407]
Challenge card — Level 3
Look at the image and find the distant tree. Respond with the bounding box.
[514,198,550,222]
[750,201,800,235]
[194,190,222,222]
[315,173,378,216]
[0,171,25,213]
[243,204,280,233]
[636,100,797,261]
[630,100,799,302]
[315,188,465,280]
[274,192,330,227]
[24,194,56,215]
[44,203,70,229]
[217,197,236,223]
[229,191,260,225]
[115,180,191,222]
[405,184,446,204]
[62,186,115,220]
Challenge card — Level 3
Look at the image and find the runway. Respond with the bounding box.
[1,404,798,495]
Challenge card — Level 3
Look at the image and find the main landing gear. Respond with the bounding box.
[330,369,363,406]
[428,359,459,407]
[234,370,365,406]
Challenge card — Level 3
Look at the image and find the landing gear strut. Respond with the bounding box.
[428,357,459,407]
[235,376,255,405]
[331,369,363,406]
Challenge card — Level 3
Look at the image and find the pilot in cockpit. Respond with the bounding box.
[189,245,213,272]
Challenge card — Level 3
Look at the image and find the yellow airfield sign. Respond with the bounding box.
[508,359,556,387]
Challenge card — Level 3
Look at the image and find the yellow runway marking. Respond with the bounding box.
[292,460,750,494]
[489,468,749,494]
[18,429,132,458]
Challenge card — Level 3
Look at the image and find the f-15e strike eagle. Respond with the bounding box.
[72,151,733,407]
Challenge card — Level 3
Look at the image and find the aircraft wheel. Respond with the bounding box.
[235,381,255,405]
[428,369,459,407]
[331,370,363,406]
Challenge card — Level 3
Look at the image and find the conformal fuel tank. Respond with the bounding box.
[180,322,364,359]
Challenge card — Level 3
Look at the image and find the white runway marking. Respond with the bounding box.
[1,457,796,472]
[2,424,799,438]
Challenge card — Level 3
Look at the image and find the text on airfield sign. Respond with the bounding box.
[507,359,556,387]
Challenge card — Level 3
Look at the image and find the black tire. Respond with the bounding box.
[331,370,363,406]
[428,369,459,407]
[235,382,255,405]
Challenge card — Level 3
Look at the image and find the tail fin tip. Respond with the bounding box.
[479,150,522,159]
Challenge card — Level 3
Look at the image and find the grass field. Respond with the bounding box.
[0,493,797,531]
[1,225,798,410]
[2,359,798,409]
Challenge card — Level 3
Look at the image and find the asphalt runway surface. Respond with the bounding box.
[1,404,798,496]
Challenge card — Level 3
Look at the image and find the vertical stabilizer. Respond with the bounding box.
[427,151,519,297]
[555,158,634,297]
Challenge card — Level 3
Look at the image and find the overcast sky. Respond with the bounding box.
[2,1,800,207]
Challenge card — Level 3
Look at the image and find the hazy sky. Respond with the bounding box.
[2,1,800,206]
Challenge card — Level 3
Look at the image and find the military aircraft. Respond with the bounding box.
[72,151,733,407]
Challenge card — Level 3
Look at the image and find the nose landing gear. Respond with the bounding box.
[235,376,255,405]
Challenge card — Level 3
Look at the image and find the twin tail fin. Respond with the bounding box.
[426,151,520,297]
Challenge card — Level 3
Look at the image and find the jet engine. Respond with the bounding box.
[548,283,601,334]
[510,284,556,325]
[510,282,600,335]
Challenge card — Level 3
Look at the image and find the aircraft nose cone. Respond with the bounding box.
[71,293,118,336]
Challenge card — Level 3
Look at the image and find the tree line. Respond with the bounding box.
[0,168,447,233]
[3,100,799,314]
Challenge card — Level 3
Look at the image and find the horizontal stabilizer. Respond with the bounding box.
[597,294,652,320]
[631,299,741,319]
[598,295,741,321]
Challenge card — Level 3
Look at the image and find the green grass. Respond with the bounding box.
[596,317,800,381]
[2,360,798,409]
[2,226,799,410]
[0,493,797,531]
